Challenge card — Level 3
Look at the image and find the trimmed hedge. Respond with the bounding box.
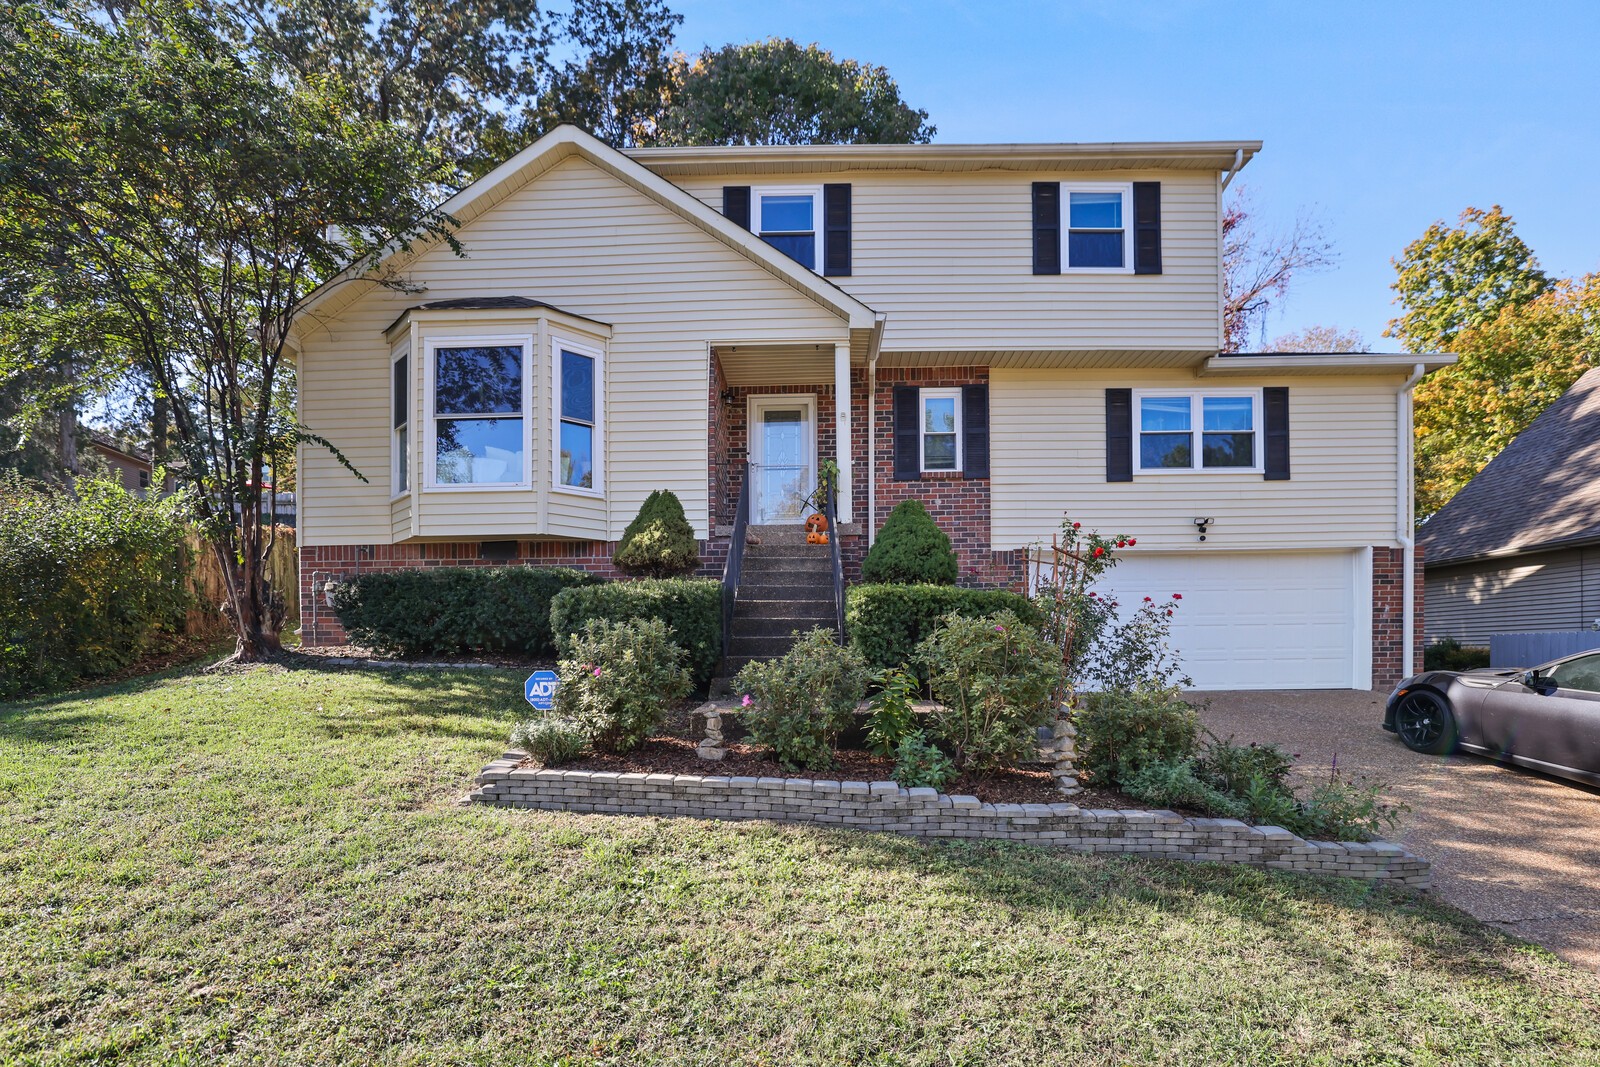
[328,566,600,657]
[845,583,1042,674]
[550,578,722,689]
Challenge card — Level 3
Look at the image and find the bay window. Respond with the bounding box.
[430,340,527,486]
[554,336,603,493]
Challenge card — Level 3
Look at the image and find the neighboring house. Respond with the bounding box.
[1421,367,1600,646]
[87,431,155,494]
[288,125,1450,691]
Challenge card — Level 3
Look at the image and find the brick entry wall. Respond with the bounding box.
[1372,545,1426,690]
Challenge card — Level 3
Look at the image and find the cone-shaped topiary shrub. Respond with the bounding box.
[861,498,957,585]
[613,489,700,577]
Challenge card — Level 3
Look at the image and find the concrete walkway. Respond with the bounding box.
[1198,689,1600,972]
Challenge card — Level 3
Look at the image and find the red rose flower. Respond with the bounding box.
[1128,538,1137,546]
[1172,593,1182,600]
[1092,546,1104,557]
[1073,522,1081,529]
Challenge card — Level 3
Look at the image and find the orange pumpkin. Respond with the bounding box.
[804,512,829,533]
[806,530,829,545]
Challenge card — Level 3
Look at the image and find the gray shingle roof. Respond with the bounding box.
[1419,367,1600,566]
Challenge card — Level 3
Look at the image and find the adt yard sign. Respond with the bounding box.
[524,670,559,711]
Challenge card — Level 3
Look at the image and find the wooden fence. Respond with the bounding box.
[183,526,299,636]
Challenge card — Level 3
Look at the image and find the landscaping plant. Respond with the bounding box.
[917,610,1061,771]
[891,734,958,791]
[734,628,869,770]
[860,499,958,584]
[1031,515,1131,697]
[865,666,921,756]
[1081,594,1194,693]
[554,618,691,753]
[550,577,722,688]
[613,489,700,578]
[509,715,590,766]
[846,583,1040,674]
[1423,636,1491,672]
[1074,688,1201,787]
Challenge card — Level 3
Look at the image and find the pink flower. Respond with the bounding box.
[741,694,753,707]
[592,667,602,677]
[993,624,1006,633]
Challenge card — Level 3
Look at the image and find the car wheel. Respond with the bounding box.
[1393,689,1459,755]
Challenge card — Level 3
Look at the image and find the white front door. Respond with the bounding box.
[749,395,816,525]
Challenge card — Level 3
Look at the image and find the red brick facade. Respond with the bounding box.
[1372,544,1426,690]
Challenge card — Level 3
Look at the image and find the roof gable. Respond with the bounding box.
[292,125,877,339]
[1419,367,1600,565]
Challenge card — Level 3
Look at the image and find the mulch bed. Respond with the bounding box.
[290,644,554,670]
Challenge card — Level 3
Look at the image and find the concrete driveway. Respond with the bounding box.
[1198,689,1600,972]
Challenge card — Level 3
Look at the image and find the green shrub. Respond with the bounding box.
[892,734,958,790]
[1074,688,1200,788]
[1195,736,1296,797]
[510,715,590,765]
[917,611,1061,771]
[613,489,699,578]
[861,499,957,585]
[0,473,191,698]
[865,666,921,756]
[553,618,691,752]
[847,584,1041,675]
[733,628,869,770]
[1122,759,1248,819]
[549,577,722,689]
[328,566,599,657]
[1294,777,1404,842]
[1423,636,1491,672]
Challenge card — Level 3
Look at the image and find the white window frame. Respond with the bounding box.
[919,387,964,473]
[1132,388,1263,474]
[422,333,534,491]
[753,185,824,272]
[1062,181,1134,274]
[391,342,411,499]
[551,333,605,498]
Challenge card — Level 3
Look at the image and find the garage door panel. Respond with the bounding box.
[1091,551,1360,690]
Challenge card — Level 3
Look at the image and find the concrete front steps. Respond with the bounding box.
[717,526,839,686]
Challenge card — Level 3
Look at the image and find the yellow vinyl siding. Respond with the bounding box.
[297,155,847,546]
[990,368,1402,552]
[677,171,1222,353]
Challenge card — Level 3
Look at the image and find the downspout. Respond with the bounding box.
[865,313,888,545]
[1219,148,1249,193]
[1397,363,1426,678]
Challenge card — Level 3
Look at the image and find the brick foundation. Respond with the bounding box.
[1372,545,1426,690]
[467,758,1432,887]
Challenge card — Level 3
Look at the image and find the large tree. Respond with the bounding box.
[655,38,935,146]
[0,1,453,659]
[1222,189,1336,352]
[1267,325,1366,353]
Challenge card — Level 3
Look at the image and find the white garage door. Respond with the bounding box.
[1091,551,1365,691]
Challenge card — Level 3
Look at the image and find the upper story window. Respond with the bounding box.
[392,348,409,494]
[1065,183,1132,271]
[921,387,963,472]
[756,188,819,270]
[1135,390,1259,472]
[554,336,603,493]
[431,340,528,486]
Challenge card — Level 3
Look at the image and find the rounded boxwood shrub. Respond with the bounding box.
[861,499,957,585]
[613,489,700,578]
[328,565,599,657]
[554,617,691,753]
[846,583,1041,675]
[549,577,721,689]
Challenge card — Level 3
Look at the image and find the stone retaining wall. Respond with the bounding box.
[467,756,1431,887]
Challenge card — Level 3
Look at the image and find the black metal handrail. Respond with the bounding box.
[822,471,845,642]
[721,460,751,674]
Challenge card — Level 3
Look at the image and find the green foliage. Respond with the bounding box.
[847,583,1040,674]
[1195,736,1297,797]
[733,629,868,770]
[1074,689,1201,788]
[658,37,935,147]
[0,474,191,698]
[860,500,958,585]
[891,734,957,791]
[612,489,700,578]
[549,577,721,689]
[1424,637,1492,672]
[510,715,590,766]
[554,617,690,753]
[328,567,599,657]
[1122,760,1247,820]
[865,666,921,757]
[917,611,1061,772]
[1082,596,1193,693]
[1295,777,1404,843]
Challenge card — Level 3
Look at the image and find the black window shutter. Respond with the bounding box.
[722,185,751,229]
[392,354,407,428]
[893,385,920,480]
[962,384,989,479]
[823,183,851,276]
[1106,388,1133,482]
[1132,182,1162,275]
[1032,182,1060,275]
[1263,386,1290,480]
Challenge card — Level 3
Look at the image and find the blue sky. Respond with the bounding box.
[672,0,1600,351]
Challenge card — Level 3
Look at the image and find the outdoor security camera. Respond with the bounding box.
[1193,517,1213,542]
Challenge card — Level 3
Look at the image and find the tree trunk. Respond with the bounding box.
[58,403,79,479]
[211,537,284,663]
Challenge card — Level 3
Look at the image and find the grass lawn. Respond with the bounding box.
[2,662,1598,1066]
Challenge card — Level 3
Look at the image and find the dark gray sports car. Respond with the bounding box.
[1384,649,1600,787]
